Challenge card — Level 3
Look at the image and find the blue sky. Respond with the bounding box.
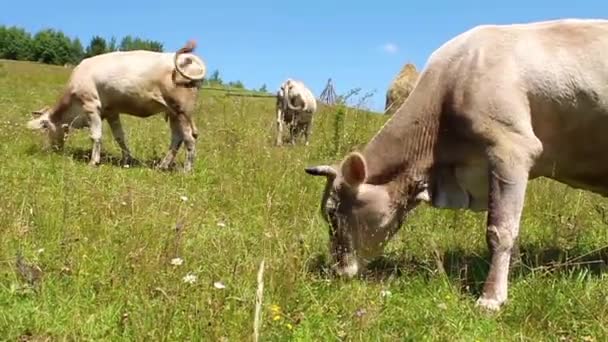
[2,1,606,111]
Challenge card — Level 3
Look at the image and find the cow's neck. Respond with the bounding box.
[361,87,441,189]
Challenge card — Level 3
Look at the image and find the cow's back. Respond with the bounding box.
[68,51,175,116]
[426,18,608,195]
[73,51,171,87]
[513,20,608,191]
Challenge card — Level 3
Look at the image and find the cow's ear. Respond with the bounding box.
[341,152,367,187]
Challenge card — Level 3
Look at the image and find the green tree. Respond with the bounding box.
[0,25,34,61]
[0,25,168,66]
[70,38,84,63]
[32,28,74,65]
[119,35,134,51]
[208,69,223,85]
[229,80,245,89]
[86,36,107,57]
[119,35,163,52]
[107,36,117,52]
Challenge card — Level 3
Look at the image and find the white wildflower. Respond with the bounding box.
[36,248,44,254]
[380,290,392,298]
[213,281,226,289]
[183,273,197,284]
[170,257,183,266]
[217,221,226,228]
[180,195,188,202]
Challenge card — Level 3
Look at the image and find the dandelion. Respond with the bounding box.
[182,273,197,284]
[285,323,293,330]
[180,195,188,202]
[170,257,183,266]
[213,281,226,289]
[270,304,281,314]
[270,304,282,321]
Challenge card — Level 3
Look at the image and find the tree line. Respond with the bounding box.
[0,25,164,66]
[0,25,269,92]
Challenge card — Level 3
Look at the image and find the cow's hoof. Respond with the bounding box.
[475,297,504,312]
[120,155,134,167]
[157,164,170,172]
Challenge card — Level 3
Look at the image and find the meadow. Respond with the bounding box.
[1,59,608,341]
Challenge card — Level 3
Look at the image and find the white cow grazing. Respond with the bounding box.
[305,18,608,311]
[26,40,207,172]
[275,78,317,146]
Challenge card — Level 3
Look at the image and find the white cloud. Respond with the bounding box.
[381,43,399,54]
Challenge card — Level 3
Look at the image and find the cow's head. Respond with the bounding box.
[26,106,68,150]
[305,152,429,277]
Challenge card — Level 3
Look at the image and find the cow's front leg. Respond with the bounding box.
[86,108,103,166]
[476,165,529,311]
[288,119,297,145]
[304,120,312,146]
[276,107,284,146]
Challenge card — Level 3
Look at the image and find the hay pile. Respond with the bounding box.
[384,63,419,115]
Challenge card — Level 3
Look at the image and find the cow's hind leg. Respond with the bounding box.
[159,114,196,172]
[158,113,183,171]
[106,113,133,166]
[179,114,197,172]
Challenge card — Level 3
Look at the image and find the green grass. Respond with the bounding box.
[1,59,608,341]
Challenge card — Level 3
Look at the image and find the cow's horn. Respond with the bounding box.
[304,165,337,178]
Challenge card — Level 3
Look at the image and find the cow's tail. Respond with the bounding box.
[173,39,206,82]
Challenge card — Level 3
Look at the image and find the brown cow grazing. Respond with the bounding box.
[27,40,206,172]
[305,18,608,311]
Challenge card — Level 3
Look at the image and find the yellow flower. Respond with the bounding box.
[270,304,281,314]
[273,315,282,321]
[286,323,293,330]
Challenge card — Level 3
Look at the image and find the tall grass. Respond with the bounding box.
[1,59,608,341]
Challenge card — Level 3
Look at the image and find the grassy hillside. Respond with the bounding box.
[1,59,608,341]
